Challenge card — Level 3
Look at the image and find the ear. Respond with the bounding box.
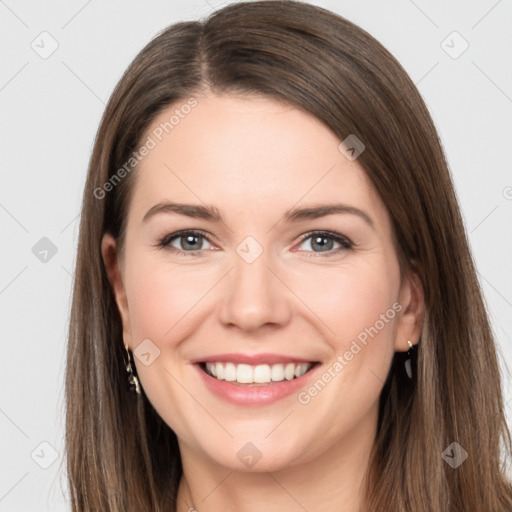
[394,268,424,352]
[101,233,132,350]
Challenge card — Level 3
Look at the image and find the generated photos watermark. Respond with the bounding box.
[93,97,198,200]
[297,301,403,405]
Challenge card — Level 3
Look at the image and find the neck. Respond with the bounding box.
[175,410,377,512]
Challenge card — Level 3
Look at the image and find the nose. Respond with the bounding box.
[218,249,292,333]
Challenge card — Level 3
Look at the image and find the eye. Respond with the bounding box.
[156,229,354,257]
[295,231,354,257]
[157,230,215,255]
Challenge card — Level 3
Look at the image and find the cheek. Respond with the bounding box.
[290,258,399,354]
[288,259,399,443]
[125,255,215,346]
[122,254,216,432]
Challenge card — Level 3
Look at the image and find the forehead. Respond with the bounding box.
[128,94,388,229]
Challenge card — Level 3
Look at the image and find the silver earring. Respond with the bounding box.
[124,345,141,394]
[404,340,415,380]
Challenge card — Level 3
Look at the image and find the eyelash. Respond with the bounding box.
[156,229,354,258]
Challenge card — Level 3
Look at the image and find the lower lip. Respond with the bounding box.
[194,363,320,406]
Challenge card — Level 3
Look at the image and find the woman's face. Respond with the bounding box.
[103,93,423,472]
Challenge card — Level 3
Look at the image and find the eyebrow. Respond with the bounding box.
[142,201,374,228]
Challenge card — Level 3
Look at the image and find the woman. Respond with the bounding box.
[65,1,512,510]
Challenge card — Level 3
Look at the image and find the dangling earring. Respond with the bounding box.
[124,345,141,394]
[404,340,415,379]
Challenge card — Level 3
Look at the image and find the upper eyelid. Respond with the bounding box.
[297,230,351,241]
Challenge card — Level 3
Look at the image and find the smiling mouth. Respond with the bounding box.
[199,361,318,386]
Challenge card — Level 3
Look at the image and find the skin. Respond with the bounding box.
[102,93,424,512]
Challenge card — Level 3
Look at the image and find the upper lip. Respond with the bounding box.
[190,353,317,365]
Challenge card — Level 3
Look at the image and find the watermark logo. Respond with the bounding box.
[338,134,365,161]
[441,442,468,468]
[133,338,161,366]
[31,31,59,59]
[31,441,59,469]
[236,236,263,264]
[32,237,58,263]
[237,442,262,468]
[441,31,469,60]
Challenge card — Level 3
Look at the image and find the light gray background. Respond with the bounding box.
[1,0,511,510]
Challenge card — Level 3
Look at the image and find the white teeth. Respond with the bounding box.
[294,363,309,378]
[284,363,296,380]
[237,364,253,383]
[253,364,271,383]
[204,361,313,384]
[271,364,285,382]
[206,362,216,376]
[224,362,237,382]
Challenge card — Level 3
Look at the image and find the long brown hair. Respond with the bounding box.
[65,1,512,510]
